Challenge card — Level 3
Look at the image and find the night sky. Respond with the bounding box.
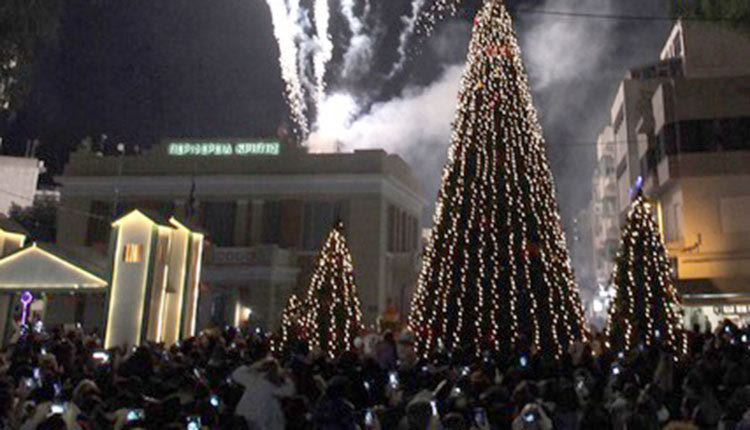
[4,0,287,167]
[1,0,673,283]
[2,0,555,172]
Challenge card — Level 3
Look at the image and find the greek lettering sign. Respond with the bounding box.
[168,141,281,156]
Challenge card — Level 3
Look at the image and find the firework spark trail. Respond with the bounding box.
[422,0,460,31]
[265,0,309,136]
[265,0,457,141]
[313,0,333,115]
[389,0,462,78]
[295,6,317,99]
[388,0,427,78]
[340,0,375,79]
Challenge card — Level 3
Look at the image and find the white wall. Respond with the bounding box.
[105,217,154,349]
[0,156,40,215]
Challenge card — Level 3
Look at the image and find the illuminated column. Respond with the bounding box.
[105,211,157,349]
[181,231,204,337]
[0,228,25,345]
[234,199,249,246]
[161,223,189,346]
[144,230,171,343]
[20,291,33,327]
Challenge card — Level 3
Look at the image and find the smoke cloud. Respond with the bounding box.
[517,0,670,293]
[523,0,615,89]
[340,0,375,80]
[306,64,461,155]
[345,64,462,151]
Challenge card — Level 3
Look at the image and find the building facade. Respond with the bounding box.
[57,140,425,331]
[590,19,750,328]
[0,156,42,215]
[591,126,620,288]
[105,210,204,348]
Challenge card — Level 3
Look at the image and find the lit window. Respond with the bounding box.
[124,244,144,262]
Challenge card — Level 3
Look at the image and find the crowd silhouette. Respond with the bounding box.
[1,321,749,429]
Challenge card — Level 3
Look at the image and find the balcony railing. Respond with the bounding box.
[205,245,294,267]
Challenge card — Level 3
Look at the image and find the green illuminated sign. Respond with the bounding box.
[168,141,281,156]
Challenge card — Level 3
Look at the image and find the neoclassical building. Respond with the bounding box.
[57,139,425,330]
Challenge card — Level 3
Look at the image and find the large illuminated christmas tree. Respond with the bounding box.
[605,191,687,354]
[408,0,588,359]
[300,221,364,358]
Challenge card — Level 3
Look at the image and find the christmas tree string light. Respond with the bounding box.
[300,221,364,358]
[605,191,687,355]
[277,294,304,354]
[408,0,588,360]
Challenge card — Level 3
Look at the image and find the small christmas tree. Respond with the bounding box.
[605,191,687,354]
[408,0,588,359]
[277,294,304,354]
[300,221,364,358]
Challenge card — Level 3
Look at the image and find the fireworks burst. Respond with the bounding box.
[264,0,309,136]
[262,0,466,145]
[313,0,333,113]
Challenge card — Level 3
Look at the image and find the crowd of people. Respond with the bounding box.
[1,320,750,430]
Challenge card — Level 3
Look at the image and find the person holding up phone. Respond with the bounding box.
[232,357,294,430]
[512,403,552,430]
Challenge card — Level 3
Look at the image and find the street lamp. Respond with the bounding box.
[20,291,33,327]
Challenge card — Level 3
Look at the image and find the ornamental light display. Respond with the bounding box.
[605,191,687,355]
[300,221,364,358]
[277,293,304,353]
[408,0,588,359]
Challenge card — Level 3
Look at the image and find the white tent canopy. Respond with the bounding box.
[0,244,107,291]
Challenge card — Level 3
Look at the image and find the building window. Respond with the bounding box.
[663,203,683,242]
[616,158,627,179]
[202,202,237,247]
[302,201,341,250]
[657,118,750,156]
[387,205,417,253]
[412,217,419,250]
[613,105,625,136]
[86,201,111,246]
[262,201,282,245]
[387,206,395,252]
[603,197,617,217]
[123,243,143,262]
[662,205,673,241]
[210,291,229,327]
[721,197,750,233]
[388,205,399,252]
[599,155,614,177]
[400,211,407,251]
[673,203,683,241]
